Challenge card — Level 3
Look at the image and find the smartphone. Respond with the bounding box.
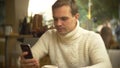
[20,44,33,59]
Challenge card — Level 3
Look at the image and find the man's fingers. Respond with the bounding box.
[20,59,39,68]
[20,52,40,68]
[20,52,28,59]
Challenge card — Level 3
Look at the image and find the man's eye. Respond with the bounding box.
[61,17,68,21]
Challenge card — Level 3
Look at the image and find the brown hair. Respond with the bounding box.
[100,26,118,49]
[52,0,78,16]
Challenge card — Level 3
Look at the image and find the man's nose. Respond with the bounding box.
[56,19,62,26]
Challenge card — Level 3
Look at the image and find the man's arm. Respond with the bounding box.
[82,33,112,68]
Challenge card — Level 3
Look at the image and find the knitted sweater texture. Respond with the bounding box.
[32,22,112,68]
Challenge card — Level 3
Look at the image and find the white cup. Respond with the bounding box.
[41,65,58,68]
[5,25,12,35]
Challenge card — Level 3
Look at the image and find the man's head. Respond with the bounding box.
[52,0,79,35]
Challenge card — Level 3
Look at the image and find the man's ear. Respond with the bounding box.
[75,13,79,19]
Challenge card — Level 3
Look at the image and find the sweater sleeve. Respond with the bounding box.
[82,33,112,68]
[31,31,50,60]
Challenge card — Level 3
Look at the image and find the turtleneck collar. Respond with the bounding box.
[57,20,81,44]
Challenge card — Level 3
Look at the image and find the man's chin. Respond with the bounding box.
[57,31,67,35]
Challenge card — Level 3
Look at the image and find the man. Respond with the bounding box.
[20,0,112,68]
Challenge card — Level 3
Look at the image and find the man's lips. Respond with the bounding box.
[56,27,63,30]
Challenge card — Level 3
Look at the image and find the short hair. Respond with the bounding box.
[52,0,78,16]
[100,26,114,49]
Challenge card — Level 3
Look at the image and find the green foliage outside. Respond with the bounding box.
[76,0,119,31]
[76,0,119,24]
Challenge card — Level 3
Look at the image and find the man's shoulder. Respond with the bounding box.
[43,29,57,36]
[80,28,98,35]
[80,28,100,38]
[39,29,57,40]
[46,29,57,34]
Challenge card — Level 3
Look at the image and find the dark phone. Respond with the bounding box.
[20,44,33,59]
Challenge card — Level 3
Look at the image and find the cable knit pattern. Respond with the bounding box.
[31,21,112,68]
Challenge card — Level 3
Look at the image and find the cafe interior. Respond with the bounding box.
[0,0,120,68]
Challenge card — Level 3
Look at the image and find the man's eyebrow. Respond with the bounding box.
[53,16,68,18]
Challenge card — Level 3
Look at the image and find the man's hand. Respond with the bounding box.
[20,52,40,68]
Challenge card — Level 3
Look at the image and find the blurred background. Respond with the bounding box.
[0,0,120,68]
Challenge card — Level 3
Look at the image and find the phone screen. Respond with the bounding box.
[20,44,33,59]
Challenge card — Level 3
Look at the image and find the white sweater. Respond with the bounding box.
[32,22,112,68]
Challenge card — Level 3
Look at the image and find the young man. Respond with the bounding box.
[20,0,112,68]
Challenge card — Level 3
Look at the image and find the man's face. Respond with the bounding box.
[53,5,79,35]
